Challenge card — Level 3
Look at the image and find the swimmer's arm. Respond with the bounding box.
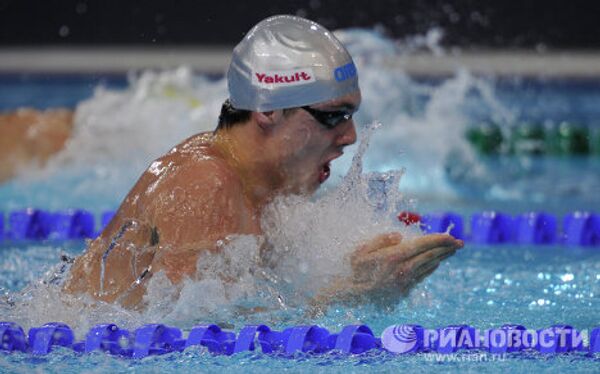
[309,233,463,312]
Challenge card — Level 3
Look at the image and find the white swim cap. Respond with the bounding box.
[227,15,359,112]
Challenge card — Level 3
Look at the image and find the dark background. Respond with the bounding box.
[1,0,599,49]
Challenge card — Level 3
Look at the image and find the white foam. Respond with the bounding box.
[1,123,421,334]
[141,122,419,323]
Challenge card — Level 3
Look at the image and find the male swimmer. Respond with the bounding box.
[63,15,463,309]
[0,108,73,182]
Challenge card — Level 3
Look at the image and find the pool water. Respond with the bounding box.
[1,31,600,372]
[1,242,599,371]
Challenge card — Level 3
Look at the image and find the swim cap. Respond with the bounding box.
[227,15,359,112]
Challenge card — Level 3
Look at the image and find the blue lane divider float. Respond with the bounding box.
[563,212,600,246]
[28,322,74,355]
[1,322,599,358]
[0,322,27,353]
[9,209,54,240]
[81,323,131,355]
[421,212,464,240]
[0,209,115,241]
[420,211,599,247]
[50,210,95,240]
[470,212,514,244]
[0,210,598,246]
[513,212,557,245]
[0,322,381,358]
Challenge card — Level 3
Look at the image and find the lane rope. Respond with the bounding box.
[1,322,599,358]
[1,209,598,246]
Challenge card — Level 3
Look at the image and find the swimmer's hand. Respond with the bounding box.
[311,233,463,310]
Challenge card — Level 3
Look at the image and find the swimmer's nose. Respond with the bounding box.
[336,121,357,147]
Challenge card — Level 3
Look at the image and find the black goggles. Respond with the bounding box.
[301,106,353,129]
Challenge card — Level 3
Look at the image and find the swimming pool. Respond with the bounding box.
[1,32,600,371]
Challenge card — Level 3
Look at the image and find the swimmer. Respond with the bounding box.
[63,15,463,309]
[0,108,73,183]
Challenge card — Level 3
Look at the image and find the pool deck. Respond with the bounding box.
[1,47,600,77]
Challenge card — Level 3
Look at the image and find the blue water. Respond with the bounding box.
[0,73,128,110]
[1,241,599,371]
[1,67,600,371]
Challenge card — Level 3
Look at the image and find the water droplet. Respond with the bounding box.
[560,273,574,282]
[75,2,87,14]
[58,25,70,38]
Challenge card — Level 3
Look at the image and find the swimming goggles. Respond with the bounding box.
[301,106,353,129]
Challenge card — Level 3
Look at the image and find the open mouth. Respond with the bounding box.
[318,162,331,184]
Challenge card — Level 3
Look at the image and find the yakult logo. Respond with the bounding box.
[252,68,315,88]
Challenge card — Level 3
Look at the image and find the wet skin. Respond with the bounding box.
[64,90,463,309]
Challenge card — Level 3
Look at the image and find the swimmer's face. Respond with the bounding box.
[271,90,361,195]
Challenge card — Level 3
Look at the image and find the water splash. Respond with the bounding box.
[0,122,417,335]
[1,67,229,211]
[141,121,417,323]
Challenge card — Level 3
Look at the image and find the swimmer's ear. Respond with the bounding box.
[253,111,278,131]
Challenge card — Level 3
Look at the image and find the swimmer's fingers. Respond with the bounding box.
[411,262,440,286]
[388,245,457,284]
[403,234,463,259]
[357,232,403,254]
[350,233,462,291]
[408,245,457,274]
[351,232,402,267]
[357,233,461,271]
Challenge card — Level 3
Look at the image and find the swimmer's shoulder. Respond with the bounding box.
[166,131,214,156]
[142,133,251,233]
[150,132,242,193]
